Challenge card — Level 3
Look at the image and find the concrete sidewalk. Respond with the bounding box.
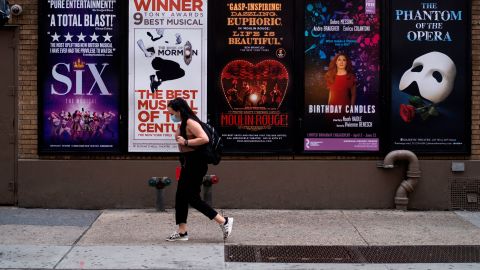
[1,208,480,269]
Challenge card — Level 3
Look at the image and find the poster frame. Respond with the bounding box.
[208,0,297,155]
[37,1,125,154]
[386,0,472,155]
[299,0,385,155]
[127,0,208,153]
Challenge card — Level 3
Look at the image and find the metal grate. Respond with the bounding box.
[450,177,480,211]
[225,245,480,263]
[360,246,480,263]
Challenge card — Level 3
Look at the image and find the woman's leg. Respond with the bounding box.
[185,161,233,239]
[213,214,226,224]
[185,160,218,220]
[175,170,190,231]
[187,188,218,220]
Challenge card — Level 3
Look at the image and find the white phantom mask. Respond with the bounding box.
[399,51,456,104]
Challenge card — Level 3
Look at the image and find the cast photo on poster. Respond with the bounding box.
[45,109,117,146]
[220,59,289,111]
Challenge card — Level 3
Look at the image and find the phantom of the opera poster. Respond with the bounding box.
[389,0,470,154]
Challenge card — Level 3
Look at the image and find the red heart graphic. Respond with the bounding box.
[221,60,289,110]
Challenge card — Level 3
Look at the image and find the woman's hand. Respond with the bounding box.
[176,136,187,146]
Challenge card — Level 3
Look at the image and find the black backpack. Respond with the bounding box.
[200,122,223,165]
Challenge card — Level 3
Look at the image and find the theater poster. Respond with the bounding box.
[39,0,121,153]
[211,0,295,153]
[128,0,207,152]
[389,0,471,154]
[303,0,381,153]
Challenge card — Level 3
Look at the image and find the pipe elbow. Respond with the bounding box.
[383,150,415,165]
[382,150,420,174]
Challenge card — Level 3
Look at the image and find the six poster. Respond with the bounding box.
[39,0,121,153]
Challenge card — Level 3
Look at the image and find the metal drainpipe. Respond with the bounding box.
[377,150,421,210]
[202,175,219,206]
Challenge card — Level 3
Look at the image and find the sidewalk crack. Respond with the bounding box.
[341,210,370,246]
[53,210,103,269]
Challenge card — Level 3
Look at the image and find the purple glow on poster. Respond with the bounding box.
[39,1,121,153]
[304,138,379,151]
[366,0,376,14]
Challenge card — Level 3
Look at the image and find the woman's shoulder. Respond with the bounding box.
[186,118,203,129]
[186,118,201,124]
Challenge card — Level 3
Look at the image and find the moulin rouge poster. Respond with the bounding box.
[303,0,381,153]
[128,0,207,152]
[39,0,121,153]
[211,0,295,153]
[389,0,470,154]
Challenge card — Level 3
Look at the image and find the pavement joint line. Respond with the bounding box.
[341,210,370,246]
[52,210,103,269]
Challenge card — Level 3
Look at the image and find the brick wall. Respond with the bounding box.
[7,0,480,159]
[472,0,480,159]
[9,0,38,159]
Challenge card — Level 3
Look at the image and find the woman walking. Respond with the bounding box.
[166,97,233,241]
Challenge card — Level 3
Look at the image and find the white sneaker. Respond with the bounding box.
[166,231,188,242]
[220,217,234,239]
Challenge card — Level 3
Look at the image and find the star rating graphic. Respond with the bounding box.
[50,31,113,44]
[77,32,86,42]
[90,32,99,42]
[103,33,112,42]
[51,32,60,42]
[64,32,73,42]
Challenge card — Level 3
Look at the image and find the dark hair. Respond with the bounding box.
[325,53,355,86]
[167,97,201,137]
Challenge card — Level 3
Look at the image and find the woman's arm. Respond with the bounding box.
[176,119,209,147]
[174,126,182,151]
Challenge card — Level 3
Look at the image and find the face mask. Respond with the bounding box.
[171,114,181,123]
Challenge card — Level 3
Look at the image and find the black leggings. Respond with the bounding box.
[176,151,218,224]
